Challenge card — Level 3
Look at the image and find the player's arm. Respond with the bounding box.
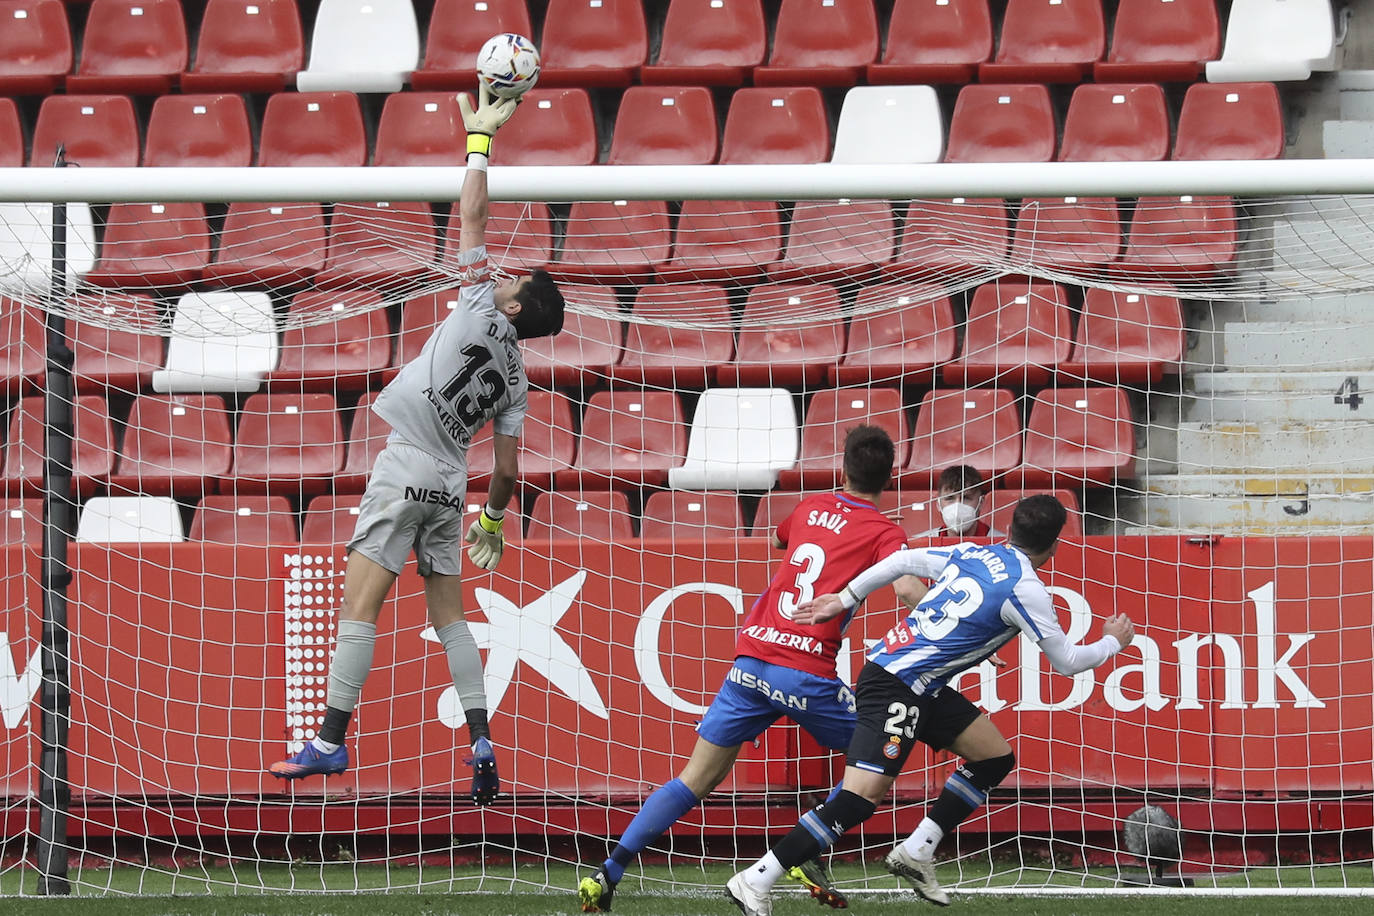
[465,432,518,570]
[794,547,951,625]
[1005,581,1134,676]
[457,86,518,254]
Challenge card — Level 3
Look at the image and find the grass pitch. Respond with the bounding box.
[1,862,1372,915]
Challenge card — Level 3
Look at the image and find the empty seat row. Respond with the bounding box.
[0,80,1287,169]
[1,280,1181,400]
[0,194,1237,302]
[0,0,1336,95]
[0,382,1134,504]
[29,485,1084,545]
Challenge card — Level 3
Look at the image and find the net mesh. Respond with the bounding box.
[0,192,1371,897]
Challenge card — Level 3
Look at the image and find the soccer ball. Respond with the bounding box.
[476,33,541,100]
[1123,804,1182,866]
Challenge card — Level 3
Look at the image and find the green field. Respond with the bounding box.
[2,862,1372,915]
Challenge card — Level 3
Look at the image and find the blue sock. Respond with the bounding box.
[602,778,700,883]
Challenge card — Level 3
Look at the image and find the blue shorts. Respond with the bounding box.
[695,656,856,750]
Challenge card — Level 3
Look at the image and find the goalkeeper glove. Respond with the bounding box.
[458,84,519,157]
[465,506,506,570]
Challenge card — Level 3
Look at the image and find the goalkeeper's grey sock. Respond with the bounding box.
[436,619,488,719]
[324,619,377,718]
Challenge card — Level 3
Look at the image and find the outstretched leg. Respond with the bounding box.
[270,551,395,780]
[425,572,499,805]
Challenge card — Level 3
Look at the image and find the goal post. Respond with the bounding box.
[0,162,1372,898]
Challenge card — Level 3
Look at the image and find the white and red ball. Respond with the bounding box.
[476,33,541,99]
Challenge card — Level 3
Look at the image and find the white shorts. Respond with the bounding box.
[346,442,468,577]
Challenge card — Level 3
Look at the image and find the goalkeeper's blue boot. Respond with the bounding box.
[468,736,500,805]
[269,742,348,780]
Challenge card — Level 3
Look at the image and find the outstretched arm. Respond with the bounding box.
[457,85,518,254]
[1007,581,1135,676]
[794,547,951,625]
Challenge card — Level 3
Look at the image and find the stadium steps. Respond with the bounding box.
[1184,370,1372,422]
[1122,473,1374,534]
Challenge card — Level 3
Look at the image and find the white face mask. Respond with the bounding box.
[941,501,979,534]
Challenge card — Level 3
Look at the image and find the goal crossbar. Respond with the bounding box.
[4,160,1374,203]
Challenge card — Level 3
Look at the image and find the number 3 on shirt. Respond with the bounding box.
[777,543,826,619]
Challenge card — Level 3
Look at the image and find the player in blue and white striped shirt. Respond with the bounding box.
[726,495,1135,913]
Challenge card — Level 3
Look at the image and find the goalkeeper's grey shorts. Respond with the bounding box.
[346,441,469,577]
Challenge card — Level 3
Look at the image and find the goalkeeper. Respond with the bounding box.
[268,85,565,806]
[578,426,928,912]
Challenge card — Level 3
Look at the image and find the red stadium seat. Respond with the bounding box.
[0,297,43,394]
[270,290,391,391]
[86,203,210,288]
[1122,196,1239,277]
[226,393,345,496]
[902,387,1021,487]
[181,0,304,92]
[0,0,72,95]
[520,290,622,388]
[1094,0,1220,83]
[497,89,599,165]
[465,390,576,491]
[642,0,766,86]
[556,390,687,488]
[553,201,671,281]
[442,201,553,276]
[143,94,253,167]
[110,394,234,496]
[946,280,1073,387]
[610,283,735,388]
[944,85,1055,163]
[67,292,163,393]
[1009,197,1122,272]
[0,499,43,545]
[1058,83,1169,162]
[889,490,942,539]
[0,100,21,167]
[664,200,782,281]
[258,92,366,166]
[1061,288,1184,384]
[1019,386,1135,486]
[66,0,187,94]
[337,390,390,493]
[986,488,1083,537]
[3,395,113,496]
[751,490,813,537]
[769,200,895,282]
[31,95,139,168]
[374,92,465,166]
[190,494,298,545]
[978,0,1105,83]
[832,283,955,386]
[640,490,746,541]
[395,290,456,367]
[202,203,326,288]
[299,493,363,545]
[608,87,718,165]
[868,0,992,85]
[1173,82,1284,160]
[889,198,1010,278]
[719,87,830,164]
[778,387,908,490]
[719,283,845,388]
[315,201,438,290]
[754,0,879,87]
[526,490,635,541]
[539,0,647,88]
[413,0,532,90]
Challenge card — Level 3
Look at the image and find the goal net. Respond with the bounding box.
[0,166,1371,898]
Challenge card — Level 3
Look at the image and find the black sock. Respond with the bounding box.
[466,708,491,743]
[318,706,352,746]
[774,790,878,869]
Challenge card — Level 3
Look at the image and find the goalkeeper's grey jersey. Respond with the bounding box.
[371,246,528,472]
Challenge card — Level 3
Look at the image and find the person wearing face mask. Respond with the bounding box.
[920,465,1002,540]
